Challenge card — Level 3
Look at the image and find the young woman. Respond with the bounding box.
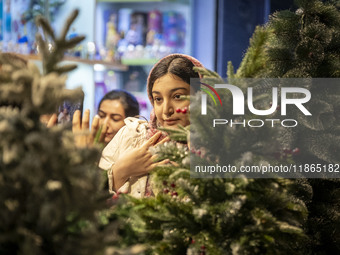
[97,90,140,144]
[99,54,203,198]
[72,89,139,147]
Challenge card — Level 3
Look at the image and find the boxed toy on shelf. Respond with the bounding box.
[0,0,66,55]
[99,4,190,64]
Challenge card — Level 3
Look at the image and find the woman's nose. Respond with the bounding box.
[100,116,110,127]
[163,99,174,116]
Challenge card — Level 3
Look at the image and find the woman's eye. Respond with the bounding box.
[154,97,162,102]
[174,94,182,100]
[112,117,122,122]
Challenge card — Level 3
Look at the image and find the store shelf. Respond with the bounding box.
[17,54,128,71]
[121,58,159,66]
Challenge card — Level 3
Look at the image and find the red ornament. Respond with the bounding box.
[171,191,178,197]
[200,245,206,255]
[176,108,181,113]
[163,188,169,194]
[171,183,176,188]
[181,107,188,114]
[292,148,300,155]
[283,148,292,154]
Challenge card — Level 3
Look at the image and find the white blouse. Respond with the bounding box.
[99,117,149,198]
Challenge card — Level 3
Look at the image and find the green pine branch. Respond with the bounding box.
[35,9,85,75]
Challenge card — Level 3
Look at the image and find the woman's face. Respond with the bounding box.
[98,99,126,144]
[152,73,190,129]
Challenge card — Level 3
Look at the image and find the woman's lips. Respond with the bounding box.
[164,119,179,125]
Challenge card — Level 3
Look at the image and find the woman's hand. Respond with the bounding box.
[112,131,170,191]
[72,109,108,148]
[46,113,57,128]
[44,110,109,148]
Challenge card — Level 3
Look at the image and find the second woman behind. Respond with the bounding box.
[97,90,139,144]
[72,89,139,147]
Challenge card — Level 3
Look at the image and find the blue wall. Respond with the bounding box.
[216,0,270,76]
[192,0,217,70]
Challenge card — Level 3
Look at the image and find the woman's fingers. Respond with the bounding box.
[90,115,100,141]
[150,154,159,163]
[145,131,163,147]
[46,113,57,128]
[156,158,170,166]
[91,115,100,132]
[168,160,180,167]
[155,136,170,146]
[72,109,94,148]
[82,109,90,131]
[150,154,170,165]
[146,158,170,171]
[72,110,82,132]
[98,118,109,143]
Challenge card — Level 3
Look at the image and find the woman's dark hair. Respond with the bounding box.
[98,89,139,117]
[148,55,200,99]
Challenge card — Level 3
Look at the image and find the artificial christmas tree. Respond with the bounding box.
[108,70,308,255]
[227,0,340,253]
[107,0,339,254]
[0,10,130,255]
